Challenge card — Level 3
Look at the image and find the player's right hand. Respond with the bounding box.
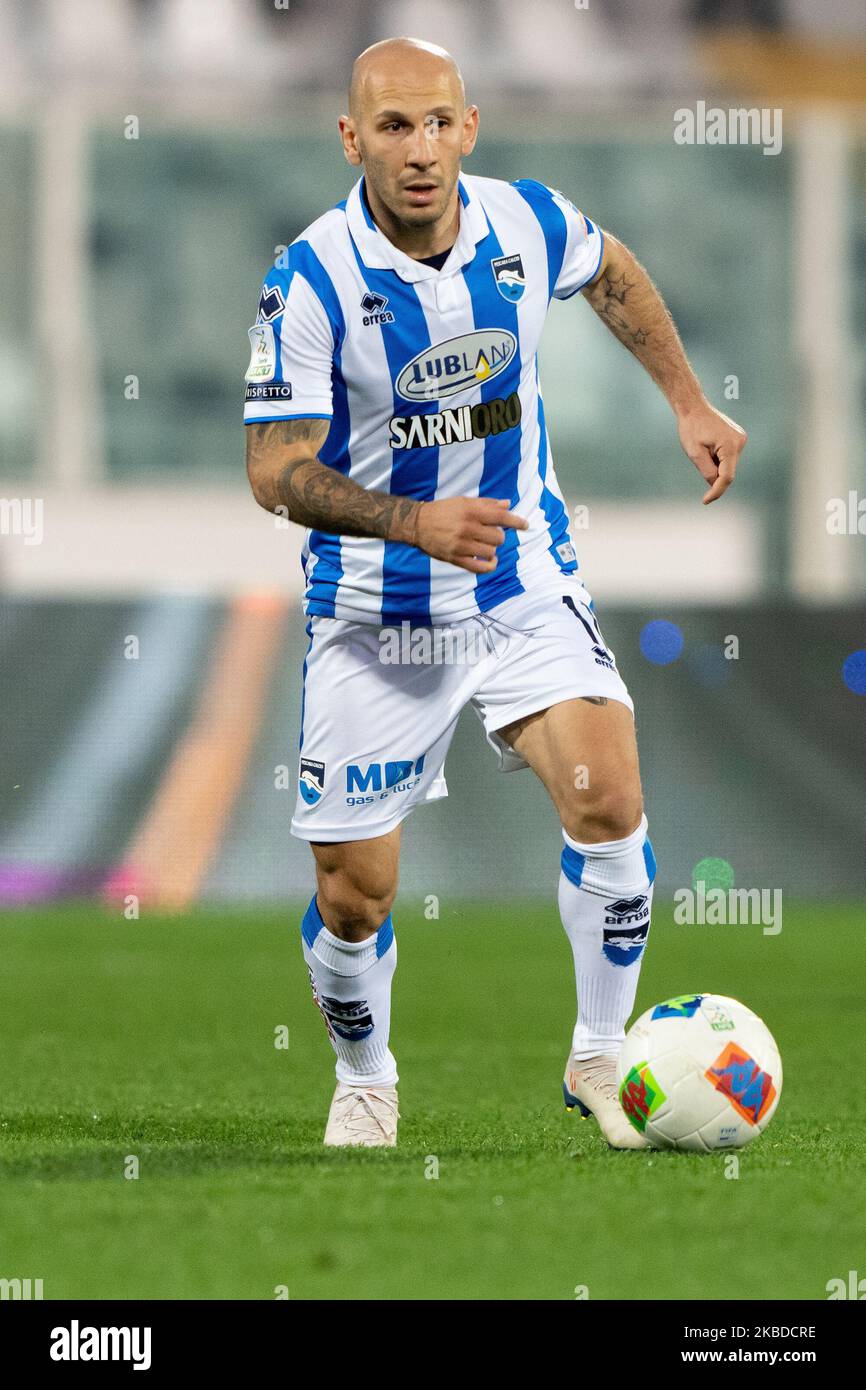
[412,496,528,574]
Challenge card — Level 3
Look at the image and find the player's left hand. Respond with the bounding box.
[677,400,747,505]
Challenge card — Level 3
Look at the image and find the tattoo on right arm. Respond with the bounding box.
[246,419,421,545]
[582,268,649,353]
[581,238,703,413]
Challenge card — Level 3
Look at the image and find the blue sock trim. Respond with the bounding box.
[301,894,324,949]
[303,896,394,956]
[643,838,657,885]
[561,843,585,889]
[375,915,394,958]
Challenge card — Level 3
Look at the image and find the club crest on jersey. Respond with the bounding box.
[491,253,526,302]
[395,329,517,402]
[299,757,325,806]
[360,291,394,326]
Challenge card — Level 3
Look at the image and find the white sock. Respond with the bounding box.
[558,813,656,1062]
[301,895,398,1087]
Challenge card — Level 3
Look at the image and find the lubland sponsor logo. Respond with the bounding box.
[0,1276,43,1299]
[673,101,783,156]
[0,497,43,545]
[673,883,782,935]
[826,490,866,534]
[378,620,496,666]
[49,1321,151,1370]
[390,390,521,449]
[395,329,517,402]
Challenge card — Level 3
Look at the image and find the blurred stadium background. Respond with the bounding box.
[1,0,865,909]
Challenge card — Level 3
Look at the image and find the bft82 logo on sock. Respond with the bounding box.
[602,896,650,966]
[320,995,374,1042]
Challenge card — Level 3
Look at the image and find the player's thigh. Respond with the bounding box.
[293,616,470,845]
[499,696,643,842]
[312,825,402,941]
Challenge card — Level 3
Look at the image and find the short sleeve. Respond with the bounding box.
[547,187,604,299]
[512,179,604,301]
[243,252,336,423]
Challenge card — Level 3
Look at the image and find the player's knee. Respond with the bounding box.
[563,788,643,845]
[315,861,397,940]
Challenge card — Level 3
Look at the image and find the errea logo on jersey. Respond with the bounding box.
[257,284,285,323]
[395,330,517,402]
[360,291,394,326]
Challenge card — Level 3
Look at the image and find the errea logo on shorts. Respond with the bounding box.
[395,330,517,402]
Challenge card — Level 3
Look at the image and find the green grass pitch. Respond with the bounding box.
[0,900,862,1301]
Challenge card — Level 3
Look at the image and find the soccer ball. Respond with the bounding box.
[616,993,782,1151]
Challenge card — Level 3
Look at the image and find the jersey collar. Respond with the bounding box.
[345,173,488,283]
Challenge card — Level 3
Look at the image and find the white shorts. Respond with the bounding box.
[292,573,634,843]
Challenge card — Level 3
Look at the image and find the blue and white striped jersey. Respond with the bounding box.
[243,173,604,625]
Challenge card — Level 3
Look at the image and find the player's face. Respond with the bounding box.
[351,70,477,229]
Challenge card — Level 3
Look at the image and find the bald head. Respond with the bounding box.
[339,36,478,245]
[348,37,465,119]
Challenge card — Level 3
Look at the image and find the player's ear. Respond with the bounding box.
[338,115,363,166]
[461,105,479,157]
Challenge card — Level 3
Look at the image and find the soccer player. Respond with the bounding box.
[244,38,746,1149]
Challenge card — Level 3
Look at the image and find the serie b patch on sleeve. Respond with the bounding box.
[245,323,277,382]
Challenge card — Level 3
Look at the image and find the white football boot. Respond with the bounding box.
[323,1083,399,1148]
[563,1053,648,1150]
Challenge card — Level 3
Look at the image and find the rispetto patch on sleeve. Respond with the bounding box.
[244,382,292,402]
